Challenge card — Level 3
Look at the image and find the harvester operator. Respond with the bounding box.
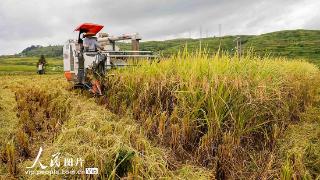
[83,33,103,52]
[78,32,103,84]
[82,32,104,95]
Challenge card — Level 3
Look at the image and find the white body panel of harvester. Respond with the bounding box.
[63,23,156,84]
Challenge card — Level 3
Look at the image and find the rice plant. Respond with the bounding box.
[0,52,319,179]
[103,52,319,178]
[0,74,212,179]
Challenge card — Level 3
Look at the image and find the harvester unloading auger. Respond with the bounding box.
[63,23,156,94]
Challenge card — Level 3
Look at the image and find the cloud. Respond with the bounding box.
[0,0,319,54]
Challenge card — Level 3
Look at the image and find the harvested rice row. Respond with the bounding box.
[0,74,212,179]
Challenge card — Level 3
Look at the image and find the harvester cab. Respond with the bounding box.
[63,23,155,91]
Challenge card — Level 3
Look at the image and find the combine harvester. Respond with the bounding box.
[63,23,156,92]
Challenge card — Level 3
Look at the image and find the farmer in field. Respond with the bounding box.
[37,55,46,74]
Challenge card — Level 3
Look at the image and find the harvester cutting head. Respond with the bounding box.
[63,23,156,87]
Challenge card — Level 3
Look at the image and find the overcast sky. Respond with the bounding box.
[1,0,319,55]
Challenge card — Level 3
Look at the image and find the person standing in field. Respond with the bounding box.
[37,55,46,74]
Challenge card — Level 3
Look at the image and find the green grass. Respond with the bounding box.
[0,57,63,72]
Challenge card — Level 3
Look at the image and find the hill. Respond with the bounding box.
[20,45,62,57]
[118,30,320,63]
[17,29,320,65]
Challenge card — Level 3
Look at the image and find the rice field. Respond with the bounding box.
[0,57,63,72]
[0,53,319,179]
